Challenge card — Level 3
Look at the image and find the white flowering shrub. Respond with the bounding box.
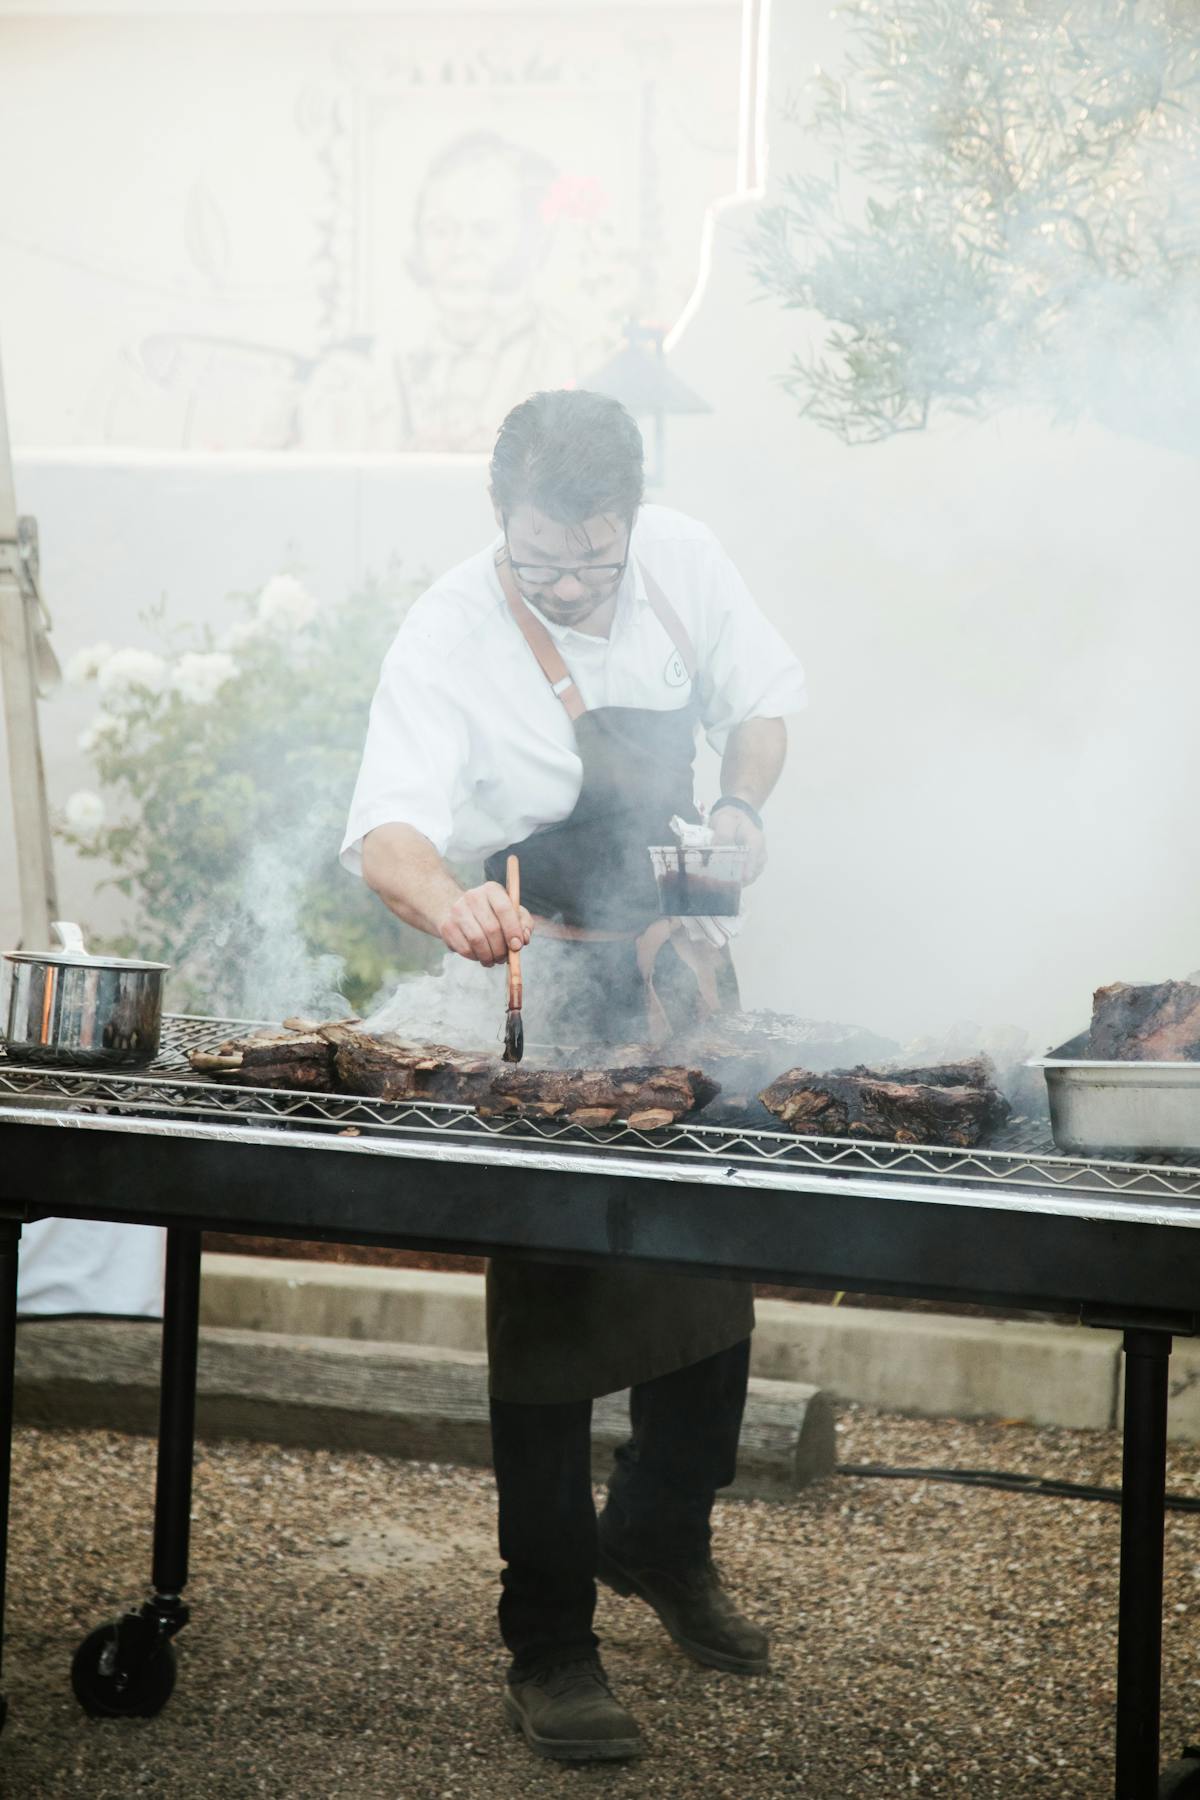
[61,570,436,1014]
[254,573,318,635]
[97,647,169,698]
[63,789,106,832]
[171,652,238,707]
[65,642,114,685]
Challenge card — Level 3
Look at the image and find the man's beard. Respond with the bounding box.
[532,593,609,626]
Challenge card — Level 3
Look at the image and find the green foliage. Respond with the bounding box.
[60,575,441,1016]
[751,0,1200,443]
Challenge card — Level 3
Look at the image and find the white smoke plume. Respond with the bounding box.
[229,843,350,1024]
[363,952,505,1046]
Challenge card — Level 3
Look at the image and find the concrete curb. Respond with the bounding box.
[199,1254,1133,1436]
[13,1319,835,1496]
[751,1302,1120,1433]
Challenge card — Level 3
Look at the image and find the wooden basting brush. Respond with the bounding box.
[503,853,524,1063]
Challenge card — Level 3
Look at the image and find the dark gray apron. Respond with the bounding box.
[482,551,754,1404]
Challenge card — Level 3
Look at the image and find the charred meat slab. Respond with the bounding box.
[188,1023,717,1126]
[188,1028,336,1090]
[855,1056,999,1090]
[577,1012,904,1128]
[324,1027,495,1104]
[758,1060,1010,1147]
[1089,981,1200,1062]
[482,1064,718,1128]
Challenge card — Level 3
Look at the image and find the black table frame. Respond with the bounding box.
[2,1105,1200,1798]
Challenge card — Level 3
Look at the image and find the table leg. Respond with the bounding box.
[69,1225,200,1719]
[0,1219,20,1731]
[1116,1328,1170,1800]
[152,1225,202,1606]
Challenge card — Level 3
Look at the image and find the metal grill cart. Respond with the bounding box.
[3,1017,1200,1798]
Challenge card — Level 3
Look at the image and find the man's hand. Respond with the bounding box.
[711,804,767,884]
[362,824,533,963]
[437,882,533,967]
[714,718,786,887]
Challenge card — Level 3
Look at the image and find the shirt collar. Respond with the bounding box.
[489,542,647,646]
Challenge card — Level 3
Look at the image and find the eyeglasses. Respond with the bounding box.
[503,525,629,591]
[506,556,628,590]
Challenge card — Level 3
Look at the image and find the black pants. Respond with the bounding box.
[488,1337,751,1674]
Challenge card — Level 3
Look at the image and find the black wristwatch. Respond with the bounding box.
[710,794,764,832]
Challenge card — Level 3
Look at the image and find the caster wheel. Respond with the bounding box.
[1160,1750,1200,1798]
[70,1621,176,1719]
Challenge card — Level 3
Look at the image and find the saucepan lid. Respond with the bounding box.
[2,920,170,974]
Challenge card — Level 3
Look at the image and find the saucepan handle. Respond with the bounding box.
[51,921,88,958]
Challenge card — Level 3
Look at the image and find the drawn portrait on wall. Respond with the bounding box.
[87,68,654,453]
[366,85,647,451]
[392,132,576,449]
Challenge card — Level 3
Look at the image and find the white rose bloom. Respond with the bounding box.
[65,641,115,685]
[172,651,238,706]
[219,618,267,653]
[64,789,106,832]
[77,712,128,754]
[256,573,318,635]
[97,647,168,698]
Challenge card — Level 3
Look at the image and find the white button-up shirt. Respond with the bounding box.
[340,504,806,873]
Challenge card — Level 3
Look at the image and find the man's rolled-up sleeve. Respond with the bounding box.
[340,619,470,877]
[691,537,807,754]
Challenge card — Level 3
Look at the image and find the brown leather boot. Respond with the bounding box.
[503,1655,644,1762]
[597,1540,770,1674]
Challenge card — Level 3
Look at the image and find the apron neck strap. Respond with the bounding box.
[494,548,698,719]
[495,550,586,721]
[639,562,698,682]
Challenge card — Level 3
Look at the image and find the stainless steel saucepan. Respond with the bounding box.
[2,921,169,1068]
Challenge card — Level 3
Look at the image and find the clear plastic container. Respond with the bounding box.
[648,844,747,917]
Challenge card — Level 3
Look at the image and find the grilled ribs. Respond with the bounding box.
[484,1064,718,1129]
[1089,980,1200,1062]
[190,1018,1008,1143]
[187,1027,336,1090]
[758,1059,1010,1147]
[188,1021,717,1126]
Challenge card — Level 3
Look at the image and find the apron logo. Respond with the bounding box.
[663,652,690,689]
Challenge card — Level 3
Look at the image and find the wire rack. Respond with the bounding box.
[3,1015,1200,1204]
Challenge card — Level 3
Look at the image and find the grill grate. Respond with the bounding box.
[3,1014,1200,1203]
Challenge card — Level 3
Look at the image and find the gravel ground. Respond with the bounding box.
[5,1407,1200,1798]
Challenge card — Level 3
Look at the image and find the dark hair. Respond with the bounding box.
[490,389,644,526]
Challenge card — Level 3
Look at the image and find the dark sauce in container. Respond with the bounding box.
[655,845,742,916]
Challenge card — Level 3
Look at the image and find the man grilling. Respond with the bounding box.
[341,388,805,1763]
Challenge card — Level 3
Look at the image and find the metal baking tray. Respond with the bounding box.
[1032,1032,1200,1156]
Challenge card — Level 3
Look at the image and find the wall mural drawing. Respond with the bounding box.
[0,15,739,452]
[97,113,647,451]
[395,132,585,451]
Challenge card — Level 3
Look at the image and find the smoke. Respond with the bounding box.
[23,0,1192,1073]
[653,0,1200,1060]
[223,842,350,1023]
[362,936,643,1055]
[363,951,505,1047]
